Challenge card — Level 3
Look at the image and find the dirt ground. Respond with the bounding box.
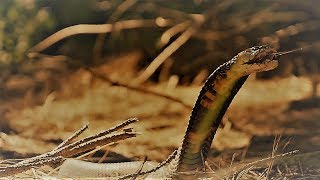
[0,54,319,178]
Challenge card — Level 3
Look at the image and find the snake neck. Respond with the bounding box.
[176,60,249,173]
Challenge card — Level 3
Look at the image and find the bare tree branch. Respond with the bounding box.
[93,0,138,61]
[132,26,196,85]
[30,19,173,53]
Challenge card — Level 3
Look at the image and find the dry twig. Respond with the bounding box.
[133,26,196,85]
[30,19,173,52]
[54,123,89,150]
[58,132,137,157]
[118,149,178,180]
[78,63,193,109]
[0,118,139,178]
[158,21,191,48]
[93,0,138,61]
[0,156,64,177]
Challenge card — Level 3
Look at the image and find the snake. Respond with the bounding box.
[57,45,279,179]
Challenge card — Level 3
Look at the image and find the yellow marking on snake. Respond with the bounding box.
[204,91,216,101]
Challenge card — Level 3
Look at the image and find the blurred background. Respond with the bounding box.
[0,0,319,178]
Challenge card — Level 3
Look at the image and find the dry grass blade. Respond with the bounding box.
[214,150,300,179]
[265,135,281,178]
[129,156,148,180]
[232,165,256,180]
[118,149,178,180]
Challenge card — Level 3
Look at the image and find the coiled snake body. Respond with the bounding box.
[58,45,278,179]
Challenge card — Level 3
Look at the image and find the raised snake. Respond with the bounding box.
[58,45,279,179]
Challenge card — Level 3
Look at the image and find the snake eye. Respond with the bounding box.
[251,47,259,51]
[251,45,270,52]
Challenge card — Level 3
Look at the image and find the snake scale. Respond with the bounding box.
[58,45,279,179]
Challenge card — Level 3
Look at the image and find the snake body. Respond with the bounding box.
[58,45,278,179]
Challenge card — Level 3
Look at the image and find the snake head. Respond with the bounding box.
[236,45,278,75]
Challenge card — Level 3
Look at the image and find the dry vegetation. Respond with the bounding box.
[0,0,320,179]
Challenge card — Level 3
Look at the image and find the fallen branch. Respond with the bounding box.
[0,118,139,178]
[59,118,138,152]
[76,63,193,109]
[28,53,193,109]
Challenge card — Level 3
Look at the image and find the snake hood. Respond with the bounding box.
[233,45,278,75]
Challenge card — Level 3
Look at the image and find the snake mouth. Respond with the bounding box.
[245,49,277,65]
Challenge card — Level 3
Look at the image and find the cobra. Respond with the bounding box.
[58,45,279,179]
